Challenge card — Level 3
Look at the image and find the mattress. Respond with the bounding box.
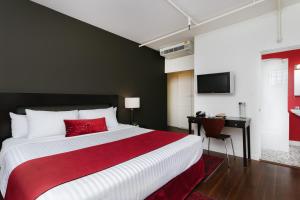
[0,125,203,200]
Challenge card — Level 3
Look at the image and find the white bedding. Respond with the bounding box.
[0,125,203,200]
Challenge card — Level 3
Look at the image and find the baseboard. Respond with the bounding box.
[289,140,300,146]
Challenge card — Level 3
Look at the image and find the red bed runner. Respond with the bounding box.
[5,131,187,200]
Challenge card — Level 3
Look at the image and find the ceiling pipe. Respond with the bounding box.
[277,0,283,43]
[166,0,198,25]
[139,0,265,48]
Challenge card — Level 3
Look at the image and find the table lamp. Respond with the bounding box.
[125,97,140,125]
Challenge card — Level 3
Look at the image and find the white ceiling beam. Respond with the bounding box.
[139,0,265,48]
[166,0,198,25]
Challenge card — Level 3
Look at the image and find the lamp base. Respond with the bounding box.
[130,108,134,125]
[132,122,139,126]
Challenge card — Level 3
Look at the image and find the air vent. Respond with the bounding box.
[174,45,184,51]
[160,41,193,59]
[163,48,174,54]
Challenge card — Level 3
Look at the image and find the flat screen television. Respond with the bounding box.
[197,72,234,94]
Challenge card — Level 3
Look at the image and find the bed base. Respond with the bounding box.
[146,157,205,200]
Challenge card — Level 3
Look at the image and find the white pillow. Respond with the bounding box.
[9,113,28,138]
[79,107,118,129]
[26,109,79,139]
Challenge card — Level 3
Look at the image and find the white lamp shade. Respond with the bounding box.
[125,97,140,109]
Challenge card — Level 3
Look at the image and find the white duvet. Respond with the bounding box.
[0,125,203,200]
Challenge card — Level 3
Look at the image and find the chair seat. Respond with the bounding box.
[209,134,230,140]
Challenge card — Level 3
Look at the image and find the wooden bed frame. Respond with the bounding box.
[0,93,118,146]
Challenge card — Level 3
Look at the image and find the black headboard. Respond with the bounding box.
[0,93,118,145]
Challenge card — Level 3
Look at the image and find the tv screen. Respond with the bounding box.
[197,72,232,93]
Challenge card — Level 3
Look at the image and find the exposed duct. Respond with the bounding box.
[166,0,198,25]
[137,0,198,48]
[277,0,283,43]
[139,0,266,48]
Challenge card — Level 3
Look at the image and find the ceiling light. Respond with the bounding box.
[295,64,300,70]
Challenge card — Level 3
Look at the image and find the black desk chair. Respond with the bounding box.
[201,118,235,166]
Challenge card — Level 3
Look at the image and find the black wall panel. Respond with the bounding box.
[0,0,167,129]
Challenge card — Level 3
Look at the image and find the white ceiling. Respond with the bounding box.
[31,0,300,50]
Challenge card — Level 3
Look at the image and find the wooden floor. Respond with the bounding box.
[196,151,300,200]
[167,126,189,133]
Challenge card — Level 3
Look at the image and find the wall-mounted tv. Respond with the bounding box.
[197,72,234,94]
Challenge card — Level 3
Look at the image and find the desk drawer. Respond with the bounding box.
[189,118,202,123]
[225,120,245,128]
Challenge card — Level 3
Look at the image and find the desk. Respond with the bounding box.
[187,116,251,167]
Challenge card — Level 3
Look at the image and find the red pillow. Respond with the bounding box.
[64,118,108,137]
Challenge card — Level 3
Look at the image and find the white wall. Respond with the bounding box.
[167,71,194,129]
[194,3,300,160]
[165,55,194,73]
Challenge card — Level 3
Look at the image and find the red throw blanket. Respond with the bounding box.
[5,131,187,200]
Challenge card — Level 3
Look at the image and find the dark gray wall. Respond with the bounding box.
[0,0,167,129]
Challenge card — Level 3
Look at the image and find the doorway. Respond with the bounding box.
[167,70,194,131]
[261,59,289,152]
[260,59,296,165]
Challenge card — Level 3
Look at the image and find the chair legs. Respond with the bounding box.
[207,136,235,167]
[230,137,236,159]
[224,139,230,167]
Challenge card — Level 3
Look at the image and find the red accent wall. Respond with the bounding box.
[262,49,300,141]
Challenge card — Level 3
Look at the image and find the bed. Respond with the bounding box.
[0,93,204,200]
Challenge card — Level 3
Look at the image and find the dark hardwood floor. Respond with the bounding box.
[167,126,189,133]
[196,151,300,200]
[167,126,300,199]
